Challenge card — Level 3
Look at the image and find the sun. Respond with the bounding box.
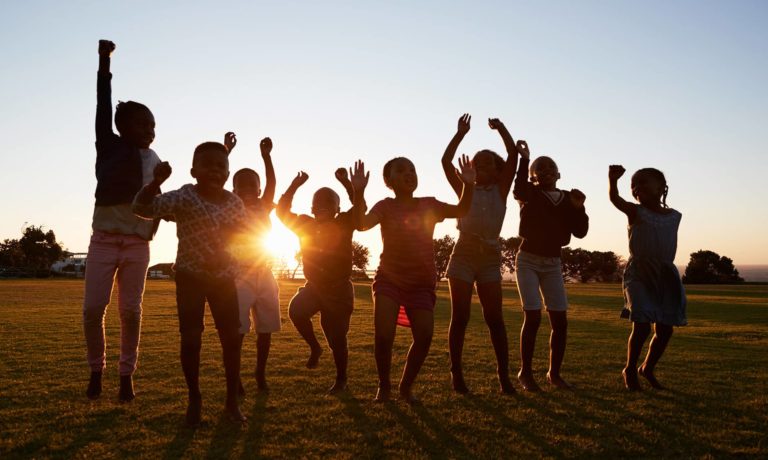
[262,215,301,264]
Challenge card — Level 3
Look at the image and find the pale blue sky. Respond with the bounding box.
[1,1,766,268]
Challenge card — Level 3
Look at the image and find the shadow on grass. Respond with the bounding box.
[206,411,245,459]
[385,402,473,459]
[335,392,387,452]
[162,414,196,460]
[242,391,268,457]
[53,406,122,457]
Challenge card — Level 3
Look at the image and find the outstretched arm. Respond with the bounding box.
[440,154,476,218]
[96,40,116,142]
[223,132,237,153]
[608,165,637,221]
[276,171,308,227]
[335,168,355,203]
[488,118,518,199]
[348,160,370,229]
[260,137,276,205]
[441,114,471,197]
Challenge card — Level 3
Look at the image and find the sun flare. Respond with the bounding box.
[262,216,300,264]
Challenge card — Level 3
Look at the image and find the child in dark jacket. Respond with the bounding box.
[512,141,588,391]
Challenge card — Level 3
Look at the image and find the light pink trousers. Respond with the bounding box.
[83,231,150,376]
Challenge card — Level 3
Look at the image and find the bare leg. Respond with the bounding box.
[373,295,399,402]
[623,322,651,391]
[218,327,246,423]
[255,333,271,391]
[180,331,203,426]
[518,309,542,391]
[448,278,473,394]
[289,295,323,369]
[639,323,673,389]
[546,310,571,389]
[321,311,351,394]
[477,281,514,394]
[237,334,246,397]
[399,309,434,404]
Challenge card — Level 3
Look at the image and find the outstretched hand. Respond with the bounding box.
[349,160,369,191]
[260,137,272,157]
[455,154,476,184]
[98,40,115,57]
[457,113,471,135]
[153,161,172,184]
[516,140,530,159]
[488,118,506,131]
[335,167,350,185]
[224,132,237,153]
[570,189,586,208]
[609,165,626,181]
[290,171,309,189]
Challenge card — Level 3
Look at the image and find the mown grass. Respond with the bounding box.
[0,280,766,458]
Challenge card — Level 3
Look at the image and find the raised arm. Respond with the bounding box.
[95,40,116,142]
[512,140,531,202]
[348,160,370,229]
[441,114,471,197]
[260,137,276,205]
[568,188,589,238]
[276,171,308,227]
[334,168,355,204]
[488,118,518,199]
[223,132,237,153]
[608,165,637,221]
[440,154,476,219]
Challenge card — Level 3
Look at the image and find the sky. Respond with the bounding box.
[1,0,767,270]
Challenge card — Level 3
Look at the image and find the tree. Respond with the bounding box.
[500,236,522,276]
[351,241,370,280]
[561,247,622,283]
[0,225,64,277]
[683,250,744,284]
[433,235,456,280]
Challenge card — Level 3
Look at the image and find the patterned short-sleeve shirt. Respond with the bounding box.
[134,184,246,278]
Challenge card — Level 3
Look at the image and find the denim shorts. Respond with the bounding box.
[514,250,568,311]
[446,236,502,284]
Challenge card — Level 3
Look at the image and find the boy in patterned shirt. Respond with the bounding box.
[133,141,247,426]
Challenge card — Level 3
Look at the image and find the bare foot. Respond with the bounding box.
[546,372,573,390]
[451,371,469,394]
[225,402,247,424]
[622,368,642,392]
[306,347,322,369]
[86,371,102,400]
[328,379,347,395]
[499,375,516,395]
[186,398,202,427]
[517,371,541,392]
[118,375,135,402]
[374,386,391,403]
[638,366,664,390]
[398,388,420,405]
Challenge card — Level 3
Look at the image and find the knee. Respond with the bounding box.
[83,307,106,326]
[119,308,142,325]
[375,335,394,351]
[180,331,202,349]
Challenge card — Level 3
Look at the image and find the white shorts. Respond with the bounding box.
[514,251,568,312]
[237,267,281,334]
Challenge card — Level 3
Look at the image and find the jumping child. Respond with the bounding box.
[230,135,281,394]
[276,161,368,395]
[441,114,519,394]
[83,40,162,402]
[608,165,686,391]
[357,156,476,403]
[133,142,246,425]
[513,141,588,391]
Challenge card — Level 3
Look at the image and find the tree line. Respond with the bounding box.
[0,225,746,284]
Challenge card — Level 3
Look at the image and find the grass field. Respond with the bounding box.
[1,279,766,458]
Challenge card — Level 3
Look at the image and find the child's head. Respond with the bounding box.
[383,157,417,194]
[232,168,261,203]
[115,101,154,148]
[311,187,340,222]
[631,168,668,208]
[472,149,505,185]
[529,156,560,189]
[191,142,230,191]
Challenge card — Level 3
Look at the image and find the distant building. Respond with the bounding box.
[147,263,174,280]
[51,252,87,278]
